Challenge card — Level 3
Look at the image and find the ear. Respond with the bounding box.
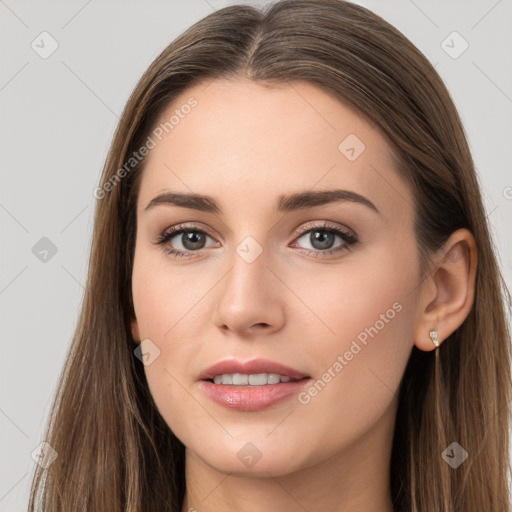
[414,228,477,352]
[131,317,141,344]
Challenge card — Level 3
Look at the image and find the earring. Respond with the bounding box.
[429,329,439,348]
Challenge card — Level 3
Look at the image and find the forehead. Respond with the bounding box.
[136,78,412,222]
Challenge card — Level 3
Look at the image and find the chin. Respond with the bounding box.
[193,440,309,478]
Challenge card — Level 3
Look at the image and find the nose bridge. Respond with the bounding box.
[223,233,272,305]
[212,231,285,334]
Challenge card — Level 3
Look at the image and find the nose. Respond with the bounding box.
[212,247,286,337]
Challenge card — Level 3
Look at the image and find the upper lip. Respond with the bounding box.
[198,358,310,381]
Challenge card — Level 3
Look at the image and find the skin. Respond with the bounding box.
[130,78,477,512]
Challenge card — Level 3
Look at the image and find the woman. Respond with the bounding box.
[28,1,511,511]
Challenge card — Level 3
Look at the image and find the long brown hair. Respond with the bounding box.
[28,1,511,510]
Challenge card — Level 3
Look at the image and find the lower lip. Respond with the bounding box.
[200,378,311,412]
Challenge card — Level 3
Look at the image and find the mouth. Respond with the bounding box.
[198,358,311,412]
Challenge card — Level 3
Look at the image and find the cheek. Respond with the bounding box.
[305,246,417,372]
[288,243,417,347]
[131,246,212,430]
[287,248,419,440]
[131,240,194,338]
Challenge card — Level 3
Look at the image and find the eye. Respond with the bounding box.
[154,224,219,258]
[290,221,358,258]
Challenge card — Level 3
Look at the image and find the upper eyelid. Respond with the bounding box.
[295,220,355,236]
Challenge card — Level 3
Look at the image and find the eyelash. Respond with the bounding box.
[153,221,358,259]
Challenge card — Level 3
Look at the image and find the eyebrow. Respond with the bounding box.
[144,189,380,215]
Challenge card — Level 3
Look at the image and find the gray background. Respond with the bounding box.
[1,0,511,510]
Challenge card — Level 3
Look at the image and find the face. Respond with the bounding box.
[130,78,423,477]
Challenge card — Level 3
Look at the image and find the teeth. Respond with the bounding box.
[233,373,248,385]
[212,373,296,385]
